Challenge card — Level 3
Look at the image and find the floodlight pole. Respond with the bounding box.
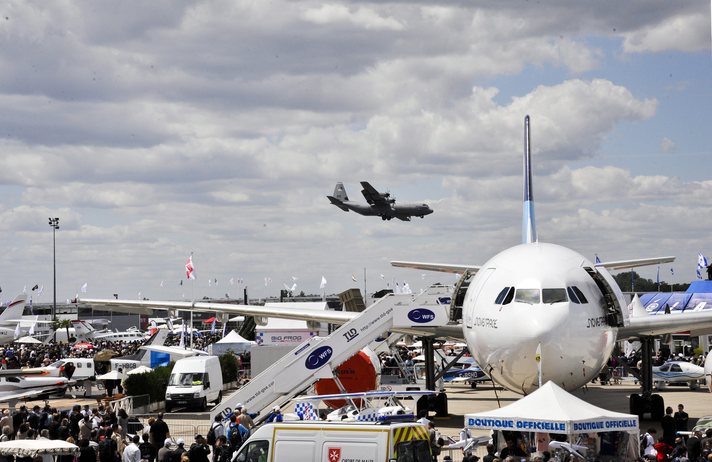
[48,217,60,323]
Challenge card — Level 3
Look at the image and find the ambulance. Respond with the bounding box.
[232,421,432,462]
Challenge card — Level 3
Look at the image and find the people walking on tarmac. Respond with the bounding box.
[122,435,141,462]
[264,406,282,423]
[226,415,249,454]
[206,415,224,449]
[171,438,186,462]
[675,404,689,434]
[662,406,677,445]
[238,408,254,430]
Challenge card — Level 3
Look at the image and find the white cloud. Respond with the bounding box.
[622,11,710,53]
[660,137,676,153]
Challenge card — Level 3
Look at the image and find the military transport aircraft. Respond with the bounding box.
[80,116,712,420]
[327,181,433,221]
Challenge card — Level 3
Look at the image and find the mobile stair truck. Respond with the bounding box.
[210,286,452,424]
[232,421,432,462]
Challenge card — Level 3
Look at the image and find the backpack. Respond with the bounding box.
[168,448,183,462]
[640,433,648,455]
[206,423,219,446]
[228,426,244,451]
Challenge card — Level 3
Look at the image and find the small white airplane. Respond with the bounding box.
[79,116,712,418]
[292,390,436,422]
[0,375,74,404]
[653,360,705,390]
[71,320,146,342]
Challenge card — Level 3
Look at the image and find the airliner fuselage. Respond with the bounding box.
[462,242,622,393]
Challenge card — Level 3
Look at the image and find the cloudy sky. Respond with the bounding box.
[0,1,710,302]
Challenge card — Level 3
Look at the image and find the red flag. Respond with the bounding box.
[185,255,195,280]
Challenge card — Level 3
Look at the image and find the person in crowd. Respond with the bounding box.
[78,439,96,462]
[157,439,173,462]
[212,436,231,462]
[662,407,677,446]
[187,435,210,462]
[139,433,157,462]
[150,413,170,451]
[674,404,689,436]
[123,435,141,462]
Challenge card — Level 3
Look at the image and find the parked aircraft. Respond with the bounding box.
[80,116,712,419]
[0,376,73,404]
[653,360,705,390]
[292,390,435,422]
[0,294,30,342]
[327,181,433,221]
[71,320,146,342]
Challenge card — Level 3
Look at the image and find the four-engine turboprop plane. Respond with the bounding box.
[327,181,433,221]
[79,116,712,417]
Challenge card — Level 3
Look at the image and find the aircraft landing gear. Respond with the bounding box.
[629,336,664,420]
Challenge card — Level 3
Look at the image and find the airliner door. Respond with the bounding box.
[464,268,495,329]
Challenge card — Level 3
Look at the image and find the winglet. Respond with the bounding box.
[522,115,537,244]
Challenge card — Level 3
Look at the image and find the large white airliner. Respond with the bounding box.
[80,116,712,415]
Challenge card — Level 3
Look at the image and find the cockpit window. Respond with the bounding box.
[494,287,510,304]
[502,287,515,305]
[542,289,567,304]
[515,289,540,304]
[572,286,588,304]
[567,287,580,304]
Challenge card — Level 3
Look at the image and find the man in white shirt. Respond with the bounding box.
[642,428,657,459]
[123,435,141,462]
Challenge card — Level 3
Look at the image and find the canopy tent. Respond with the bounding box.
[96,370,121,380]
[466,381,639,460]
[0,439,79,457]
[126,365,153,375]
[209,330,253,355]
[15,336,42,344]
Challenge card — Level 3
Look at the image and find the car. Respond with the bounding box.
[692,415,712,433]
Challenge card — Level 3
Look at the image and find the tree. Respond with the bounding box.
[51,319,75,343]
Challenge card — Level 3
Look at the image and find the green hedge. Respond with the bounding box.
[219,352,239,383]
[124,362,174,402]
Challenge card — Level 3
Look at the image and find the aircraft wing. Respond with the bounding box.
[618,295,712,338]
[391,261,480,275]
[595,256,675,271]
[79,298,465,339]
[360,181,390,206]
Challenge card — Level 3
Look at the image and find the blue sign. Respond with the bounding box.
[408,308,436,323]
[305,346,333,370]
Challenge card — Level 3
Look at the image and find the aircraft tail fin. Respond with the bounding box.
[332,182,349,201]
[0,294,27,323]
[327,182,350,211]
[71,320,95,335]
[522,115,538,244]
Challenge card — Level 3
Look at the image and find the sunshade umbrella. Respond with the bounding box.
[94,349,118,361]
[126,365,153,375]
[73,341,94,350]
[0,440,79,457]
[15,336,42,344]
[96,370,121,380]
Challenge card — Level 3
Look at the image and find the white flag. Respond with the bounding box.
[80,282,88,293]
[210,318,216,334]
[380,274,385,280]
[37,285,44,296]
[229,277,235,286]
[160,280,164,288]
[14,322,21,340]
[320,276,327,289]
[166,318,174,331]
[264,277,272,287]
[351,274,357,282]
[535,343,542,388]
[179,323,185,348]
[29,321,36,336]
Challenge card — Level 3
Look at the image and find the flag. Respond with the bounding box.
[402,282,412,294]
[149,320,157,328]
[595,254,601,264]
[29,321,35,336]
[670,268,674,276]
[185,255,195,280]
[229,277,235,286]
[351,274,357,282]
[264,277,272,287]
[292,276,298,282]
[222,320,227,337]
[160,280,164,288]
[36,285,43,296]
[31,284,39,291]
[137,291,142,299]
[179,280,183,286]
[214,278,218,286]
[380,274,385,280]
[394,282,401,294]
[320,276,327,289]
[210,318,216,334]
[80,282,88,293]
[697,253,708,280]
[179,323,185,348]
[208,279,212,287]
[166,318,174,331]
[14,322,20,340]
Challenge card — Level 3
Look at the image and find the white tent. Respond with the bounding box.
[209,330,253,355]
[465,381,639,460]
[0,440,79,457]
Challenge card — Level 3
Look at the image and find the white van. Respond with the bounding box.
[165,356,223,411]
[232,421,432,462]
